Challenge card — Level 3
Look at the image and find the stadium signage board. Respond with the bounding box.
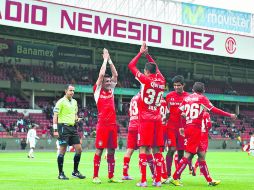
[13,41,56,60]
[182,3,251,34]
[0,0,254,60]
[0,38,13,56]
[55,46,92,64]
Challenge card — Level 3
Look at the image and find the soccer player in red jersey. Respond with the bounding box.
[193,110,212,176]
[164,75,189,182]
[159,97,169,182]
[128,42,166,187]
[122,93,155,180]
[122,93,140,180]
[92,48,122,184]
[171,82,237,186]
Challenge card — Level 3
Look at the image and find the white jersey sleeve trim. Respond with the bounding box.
[94,84,102,104]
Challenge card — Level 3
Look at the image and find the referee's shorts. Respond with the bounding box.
[57,123,80,146]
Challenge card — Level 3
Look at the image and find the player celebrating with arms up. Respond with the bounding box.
[128,42,166,187]
[92,48,122,184]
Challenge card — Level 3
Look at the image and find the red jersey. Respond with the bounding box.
[179,93,214,127]
[128,52,166,121]
[128,93,140,131]
[160,97,169,126]
[201,112,212,135]
[93,83,116,126]
[166,91,189,128]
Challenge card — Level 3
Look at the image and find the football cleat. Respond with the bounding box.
[170,179,183,186]
[72,171,86,179]
[136,181,148,187]
[152,181,162,187]
[58,172,69,180]
[208,179,221,186]
[122,175,134,180]
[108,177,123,183]
[92,177,102,184]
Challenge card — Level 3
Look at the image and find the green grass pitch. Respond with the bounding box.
[0,151,253,190]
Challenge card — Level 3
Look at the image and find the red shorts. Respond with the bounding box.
[127,130,138,150]
[184,125,201,154]
[138,119,164,147]
[198,132,209,152]
[166,128,185,150]
[95,125,117,149]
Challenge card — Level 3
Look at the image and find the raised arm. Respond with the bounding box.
[108,51,118,83]
[145,53,155,63]
[144,44,164,80]
[128,42,147,76]
[128,52,142,76]
[96,48,109,86]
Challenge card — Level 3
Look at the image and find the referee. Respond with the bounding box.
[53,84,85,180]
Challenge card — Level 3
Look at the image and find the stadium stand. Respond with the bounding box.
[1,61,254,96]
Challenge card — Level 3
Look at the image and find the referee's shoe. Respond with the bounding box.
[72,171,86,179]
[58,172,69,180]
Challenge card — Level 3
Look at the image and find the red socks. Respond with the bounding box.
[174,154,178,169]
[154,153,163,183]
[173,157,188,180]
[198,160,212,182]
[123,156,130,176]
[93,154,101,178]
[161,155,168,179]
[107,154,115,179]
[139,153,147,183]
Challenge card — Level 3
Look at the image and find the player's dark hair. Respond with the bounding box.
[103,73,111,81]
[104,73,111,78]
[145,62,156,74]
[65,84,74,90]
[193,82,205,93]
[172,75,185,84]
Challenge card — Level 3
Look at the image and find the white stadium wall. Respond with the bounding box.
[0,0,254,60]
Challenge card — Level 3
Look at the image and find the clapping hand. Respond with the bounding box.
[140,42,148,54]
[103,48,110,60]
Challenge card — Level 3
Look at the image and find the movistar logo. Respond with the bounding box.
[182,4,205,24]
